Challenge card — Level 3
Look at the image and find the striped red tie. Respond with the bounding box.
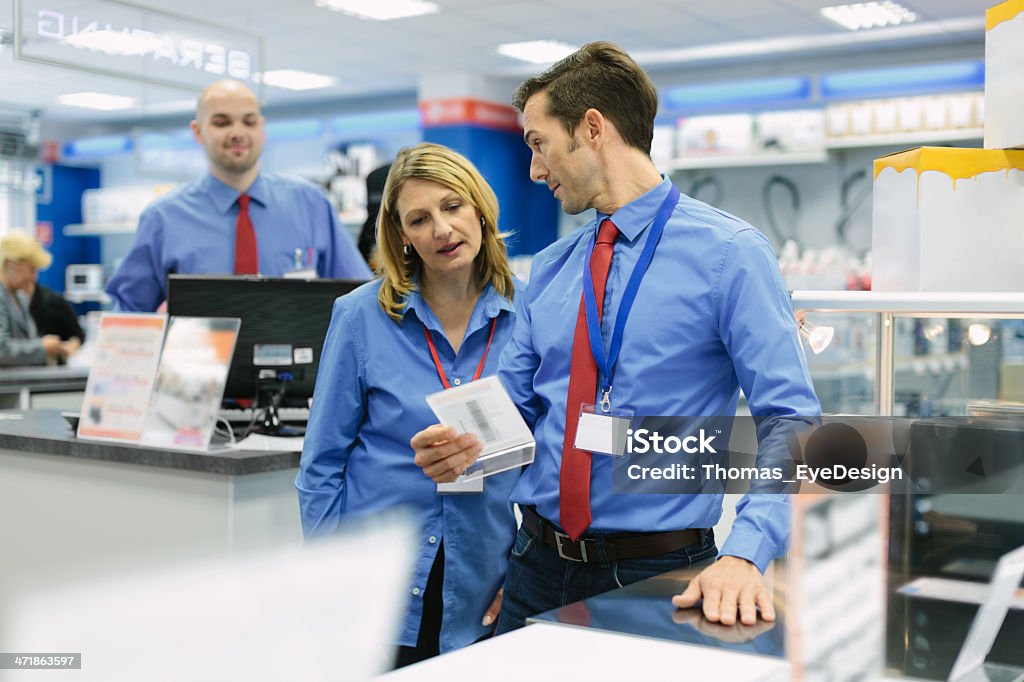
[559,218,619,540]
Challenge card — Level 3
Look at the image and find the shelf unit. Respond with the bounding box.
[64,291,110,304]
[665,128,983,170]
[64,223,137,237]
[667,150,827,170]
[826,127,984,150]
[792,291,1024,416]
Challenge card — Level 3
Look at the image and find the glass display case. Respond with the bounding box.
[793,290,1024,680]
[792,291,1024,418]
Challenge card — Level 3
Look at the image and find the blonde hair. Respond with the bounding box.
[0,231,52,270]
[376,143,514,322]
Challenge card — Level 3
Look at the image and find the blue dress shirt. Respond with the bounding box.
[296,279,521,652]
[498,177,820,573]
[106,172,371,312]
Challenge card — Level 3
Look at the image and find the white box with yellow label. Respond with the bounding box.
[872,147,1024,292]
[985,0,1024,149]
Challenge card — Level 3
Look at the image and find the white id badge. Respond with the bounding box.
[437,476,485,494]
[574,404,633,456]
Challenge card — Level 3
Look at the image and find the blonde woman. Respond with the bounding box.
[296,143,521,666]
[0,231,79,368]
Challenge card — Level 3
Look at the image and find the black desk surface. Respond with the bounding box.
[528,562,1024,679]
[0,409,300,475]
[528,562,785,658]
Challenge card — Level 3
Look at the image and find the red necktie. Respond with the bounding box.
[234,194,258,275]
[560,218,619,540]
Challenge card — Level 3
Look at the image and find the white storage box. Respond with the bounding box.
[872,147,1024,292]
[985,0,1024,149]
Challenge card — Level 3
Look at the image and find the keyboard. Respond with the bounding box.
[218,407,311,424]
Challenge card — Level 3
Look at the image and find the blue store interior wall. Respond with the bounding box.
[34,164,100,294]
[422,124,559,257]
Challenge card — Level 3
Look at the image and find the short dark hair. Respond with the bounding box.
[512,41,658,155]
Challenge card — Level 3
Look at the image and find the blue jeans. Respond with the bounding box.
[495,521,717,634]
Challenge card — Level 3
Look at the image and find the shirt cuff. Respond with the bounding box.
[719,526,783,574]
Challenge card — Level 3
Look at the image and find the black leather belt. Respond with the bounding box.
[521,506,705,563]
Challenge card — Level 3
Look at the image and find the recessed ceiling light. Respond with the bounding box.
[314,0,439,21]
[259,69,337,91]
[57,92,136,111]
[820,2,918,31]
[497,40,578,64]
[62,29,162,56]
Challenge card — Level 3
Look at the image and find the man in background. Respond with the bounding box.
[106,79,370,312]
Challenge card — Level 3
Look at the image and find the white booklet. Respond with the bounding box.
[425,375,535,480]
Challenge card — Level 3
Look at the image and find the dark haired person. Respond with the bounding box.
[412,42,820,632]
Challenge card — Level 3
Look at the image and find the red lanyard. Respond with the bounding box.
[423,317,497,390]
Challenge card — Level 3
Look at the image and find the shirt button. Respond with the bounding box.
[412,587,421,596]
[452,378,462,386]
[429,536,437,544]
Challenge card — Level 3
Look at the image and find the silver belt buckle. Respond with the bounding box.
[554,531,587,562]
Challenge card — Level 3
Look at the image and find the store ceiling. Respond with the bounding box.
[0,0,996,124]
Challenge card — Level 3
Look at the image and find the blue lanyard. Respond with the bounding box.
[582,185,680,412]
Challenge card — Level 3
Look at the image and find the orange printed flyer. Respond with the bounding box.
[77,313,168,443]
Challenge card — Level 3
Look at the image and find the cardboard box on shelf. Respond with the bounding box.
[985,0,1024,149]
[872,147,1024,292]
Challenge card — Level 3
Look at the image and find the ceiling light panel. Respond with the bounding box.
[57,92,136,111]
[820,2,918,31]
[260,69,337,90]
[314,0,440,21]
[497,40,578,64]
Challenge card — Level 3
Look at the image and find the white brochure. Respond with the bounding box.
[425,375,535,480]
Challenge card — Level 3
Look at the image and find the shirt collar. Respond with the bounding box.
[403,282,514,332]
[201,172,268,215]
[594,175,672,243]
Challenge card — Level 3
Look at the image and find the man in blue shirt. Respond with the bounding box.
[105,79,370,312]
[412,42,819,631]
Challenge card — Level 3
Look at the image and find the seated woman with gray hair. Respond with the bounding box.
[0,231,79,369]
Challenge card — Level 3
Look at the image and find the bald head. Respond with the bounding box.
[196,79,260,120]
[191,79,265,186]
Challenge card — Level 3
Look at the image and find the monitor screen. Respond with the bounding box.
[167,276,364,407]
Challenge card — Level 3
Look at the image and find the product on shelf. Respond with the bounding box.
[872,147,1024,292]
[984,0,1024,149]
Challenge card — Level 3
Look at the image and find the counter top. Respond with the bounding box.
[382,621,790,681]
[0,410,300,475]
[0,364,89,392]
[529,562,785,657]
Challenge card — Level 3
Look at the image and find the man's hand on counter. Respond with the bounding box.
[671,555,775,626]
[670,604,776,644]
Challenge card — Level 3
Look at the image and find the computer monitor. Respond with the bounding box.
[167,275,363,410]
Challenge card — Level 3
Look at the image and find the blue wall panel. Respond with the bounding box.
[35,164,101,293]
[423,124,559,258]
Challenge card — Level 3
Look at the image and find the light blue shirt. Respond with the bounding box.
[296,279,521,652]
[106,172,371,312]
[498,177,820,572]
